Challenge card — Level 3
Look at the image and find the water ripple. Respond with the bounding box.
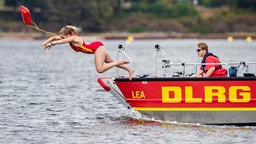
[0,39,255,144]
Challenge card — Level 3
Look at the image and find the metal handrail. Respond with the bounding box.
[117,44,133,77]
[154,44,256,77]
[155,44,166,76]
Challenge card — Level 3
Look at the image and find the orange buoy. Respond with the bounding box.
[20,6,32,25]
[19,5,57,36]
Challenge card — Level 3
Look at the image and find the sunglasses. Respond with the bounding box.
[196,49,203,52]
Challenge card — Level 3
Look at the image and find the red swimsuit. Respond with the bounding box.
[69,35,104,54]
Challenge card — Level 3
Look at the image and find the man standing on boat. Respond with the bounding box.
[196,42,227,77]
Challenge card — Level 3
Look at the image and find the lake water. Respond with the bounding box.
[0,38,256,144]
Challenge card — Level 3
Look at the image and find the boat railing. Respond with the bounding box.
[166,62,229,77]
[114,44,256,78]
[154,44,256,77]
[117,44,133,77]
[164,62,256,78]
[155,44,169,77]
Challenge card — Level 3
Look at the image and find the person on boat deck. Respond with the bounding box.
[196,42,227,77]
[40,25,134,79]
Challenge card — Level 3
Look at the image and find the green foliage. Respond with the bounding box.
[128,26,144,33]
[200,0,256,11]
[119,2,198,18]
[200,0,230,7]
[1,0,255,33]
[237,0,256,11]
[191,25,212,34]
[40,0,118,32]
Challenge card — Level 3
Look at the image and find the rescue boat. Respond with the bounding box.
[98,44,256,125]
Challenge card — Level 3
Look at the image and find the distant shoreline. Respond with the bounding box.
[0,32,255,40]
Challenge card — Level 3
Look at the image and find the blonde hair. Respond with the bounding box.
[59,25,81,35]
[197,42,208,53]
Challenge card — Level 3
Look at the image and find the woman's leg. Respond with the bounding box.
[94,46,129,73]
[94,46,134,79]
[104,49,134,79]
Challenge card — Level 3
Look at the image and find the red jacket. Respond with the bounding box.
[200,55,227,77]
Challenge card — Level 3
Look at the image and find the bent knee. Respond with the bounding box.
[96,67,105,73]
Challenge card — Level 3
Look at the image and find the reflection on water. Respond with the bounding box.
[0,39,256,143]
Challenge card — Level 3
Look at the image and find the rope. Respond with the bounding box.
[27,22,57,36]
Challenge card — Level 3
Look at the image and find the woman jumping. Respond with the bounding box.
[40,25,134,79]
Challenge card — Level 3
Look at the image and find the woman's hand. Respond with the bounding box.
[40,43,46,48]
[40,35,61,50]
[40,42,47,46]
[40,42,52,50]
[44,43,54,50]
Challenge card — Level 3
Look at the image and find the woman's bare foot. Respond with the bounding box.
[115,59,133,80]
[128,68,134,80]
[116,60,130,65]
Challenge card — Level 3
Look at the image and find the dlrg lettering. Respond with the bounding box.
[162,86,251,103]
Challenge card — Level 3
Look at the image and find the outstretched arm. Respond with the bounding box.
[40,35,61,46]
[40,35,77,50]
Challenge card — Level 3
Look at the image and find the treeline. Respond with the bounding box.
[1,0,256,33]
